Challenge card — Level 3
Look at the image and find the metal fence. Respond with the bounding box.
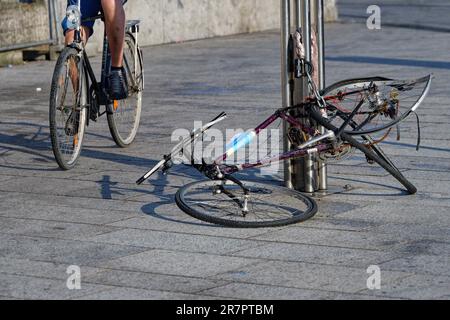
[0,0,59,53]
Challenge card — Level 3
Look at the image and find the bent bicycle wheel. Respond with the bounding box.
[309,107,417,194]
[176,180,318,228]
[321,75,432,135]
[49,47,87,170]
[107,32,143,147]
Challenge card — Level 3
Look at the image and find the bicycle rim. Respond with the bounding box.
[107,32,142,147]
[49,48,87,170]
[176,180,318,228]
[322,75,432,135]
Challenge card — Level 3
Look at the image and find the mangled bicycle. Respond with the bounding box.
[137,32,432,228]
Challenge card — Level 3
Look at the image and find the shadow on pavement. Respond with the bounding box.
[327,55,450,70]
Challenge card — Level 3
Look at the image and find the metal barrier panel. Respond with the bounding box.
[0,0,57,53]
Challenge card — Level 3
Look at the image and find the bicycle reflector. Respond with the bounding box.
[64,5,81,30]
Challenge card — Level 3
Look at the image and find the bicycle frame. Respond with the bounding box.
[68,9,142,123]
[212,105,334,175]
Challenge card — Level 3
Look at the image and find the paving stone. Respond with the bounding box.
[230,242,399,268]
[99,249,259,278]
[368,223,450,241]
[84,269,229,294]
[212,260,411,294]
[73,287,216,300]
[336,203,450,227]
[358,274,450,299]
[0,233,149,266]
[200,282,330,300]
[379,254,450,276]
[250,227,402,251]
[0,217,119,241]
[0,273,112,300]
[107,216,282,239]
[0,200,137,225]
[0,257,103,280]
[87,229,263,255]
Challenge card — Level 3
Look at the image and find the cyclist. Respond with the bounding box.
[62,0,128,100]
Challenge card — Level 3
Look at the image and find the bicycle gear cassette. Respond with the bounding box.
[287,127,308,147]
[319,143,355,162]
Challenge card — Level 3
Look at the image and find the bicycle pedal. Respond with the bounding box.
[365,155,375,165]
[89,113,98,122]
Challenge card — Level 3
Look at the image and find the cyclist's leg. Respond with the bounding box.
[101,0,128,100]
[62,0,98,92]
[101,0,125,68]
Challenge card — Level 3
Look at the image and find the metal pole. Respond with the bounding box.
[51,0,60,45]
[290,0,305,191]
[298,0,316,193]
[0,40,54,53]
[281,0,293,189]
[48,0,54,44]
[316,0,328,191]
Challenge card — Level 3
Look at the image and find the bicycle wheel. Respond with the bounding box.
[107,32,143,147]
[321,75,432,135]
[49,47,87,170]
[309,107,417,194]
[176,180,318,228]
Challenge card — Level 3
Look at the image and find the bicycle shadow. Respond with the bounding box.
[0,120,155,171]
[135,165,286,227]
[0,121,57,171]
[127,168,227,228]
[328,174,412,196]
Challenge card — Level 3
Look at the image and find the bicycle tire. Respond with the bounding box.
[49,47,87,170]
[175,180,318,228]
[309,107,417,194]
[107,32,143,147]
[321,75,432,135]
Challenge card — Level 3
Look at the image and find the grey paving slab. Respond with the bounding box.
[99,249,260,278]
[335,203,450,227]
[73,287,217,300]
[0,257,103,280]
[0,200,137,225]
[107,216,283,239]
[0,175,15,183]
[379,254,450,276]
[319,189,450,209]
[200,282,330,300]
[330,172,450,195]
[0,273,113,300]
[364,223,450,242]
[0,233,149,266]
[358,274,450,300]
[230,242,398,268]
[0,176,99,197]
[88,229,263,255]
[212,260,411,294]
[0,217,119,241]
[303,215,381,231]
[249,226,402,251]
[0,191,153,214]
[83,269,229,295]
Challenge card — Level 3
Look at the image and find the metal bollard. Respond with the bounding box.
[281,0,293,189]
[281,0,327,193]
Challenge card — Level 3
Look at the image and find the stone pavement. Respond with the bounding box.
[0,3,449,299]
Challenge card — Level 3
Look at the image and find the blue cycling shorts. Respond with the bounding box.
[62,0,102,37]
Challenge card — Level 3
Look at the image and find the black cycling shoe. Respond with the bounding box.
[107,67,129,100]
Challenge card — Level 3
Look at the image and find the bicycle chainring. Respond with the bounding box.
[319,142,355,163]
